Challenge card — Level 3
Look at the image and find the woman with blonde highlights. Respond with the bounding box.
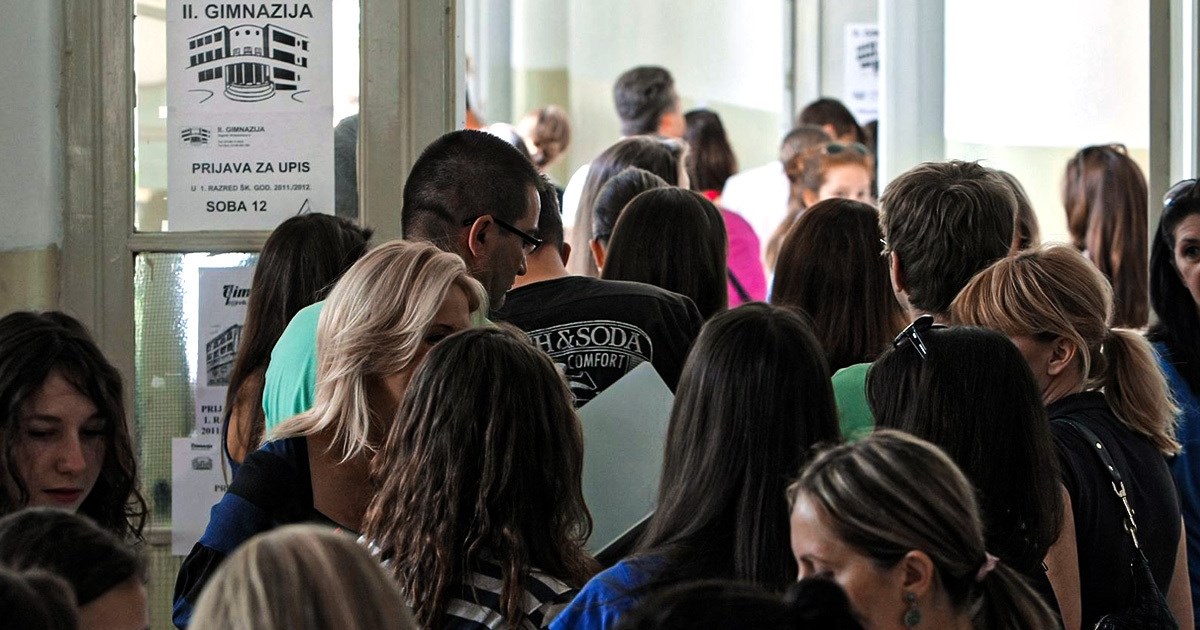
[190,524,415,630]
[175,240,484,627]
[951,245,1191,627]
[788,430,1058,630]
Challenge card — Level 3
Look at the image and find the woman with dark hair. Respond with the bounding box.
[1148,178,1200,623]
[953,245,1191,627]
[568,136,687,277]
[590,167,669,270]
[789,431,1060,629]
[867,325,1077,626]
[0,508,147,630]
[683,108,767,306]
[601,188,728,319]
[224,213,372,468]
[771,199,905,379]
[550,303,841,629]
[615,579,862,630]
[1062,143,1148,327]
[363,326,596,628]
[0,311,147,541]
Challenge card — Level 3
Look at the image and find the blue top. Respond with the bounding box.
[548,558,656,630]
[1155,342,1200,625]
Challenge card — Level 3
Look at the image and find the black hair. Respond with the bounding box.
[0,312,146,540]
[592,167,669,245]
[400,130,541,249]
[866,326,1064,576]
[0,508,144,606]
[535,174,565,248]
[683,109,738,192]
[601,188,728,319]
[613,66,678,137]
[615,578,863,630]
[797,97,864,143]
[0,567,78,630]
[1148,181,1200,395]
[630,304,841,593]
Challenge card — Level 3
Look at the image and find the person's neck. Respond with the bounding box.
[908,308,951,325]
[1042,375,1086,407]
[512,252,570,288]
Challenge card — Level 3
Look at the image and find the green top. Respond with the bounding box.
[831,362,874,441]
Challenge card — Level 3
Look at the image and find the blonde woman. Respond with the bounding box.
[174,239,485,627]
[951,245,1191,628]
[190,524,416,630]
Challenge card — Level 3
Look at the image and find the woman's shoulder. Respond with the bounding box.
[546,557,659,630]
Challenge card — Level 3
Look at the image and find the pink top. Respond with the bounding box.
[720,207,768,306]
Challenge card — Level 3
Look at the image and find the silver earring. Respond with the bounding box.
[904,591,922,627]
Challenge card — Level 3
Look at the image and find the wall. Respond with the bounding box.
[0,0,63,312]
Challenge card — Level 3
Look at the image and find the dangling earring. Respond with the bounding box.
[904,591,922,627]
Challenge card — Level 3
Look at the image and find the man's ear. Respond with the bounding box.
[590,239,607,272]
[899,550,936,599]
[890,251,908,295]
[464,216,492,261]
[559,242,572,266]
[1047,336,1079,377]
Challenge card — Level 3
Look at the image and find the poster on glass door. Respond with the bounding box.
[843,23,880,125]
[166,1,334,231]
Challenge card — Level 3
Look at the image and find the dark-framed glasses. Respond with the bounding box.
[1164,179,1199,210]
[893,314,936,360]
[461,215,543,253]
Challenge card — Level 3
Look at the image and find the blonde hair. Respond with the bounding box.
[789,431,1059,630]
[190,524,416,630]
[951,245,1179,454]
[270,239,485,460]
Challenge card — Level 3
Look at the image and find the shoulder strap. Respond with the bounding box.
[1057,419,1144,550]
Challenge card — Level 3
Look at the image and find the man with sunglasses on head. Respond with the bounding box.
[261,130,542,432]
[831,160,1017,438]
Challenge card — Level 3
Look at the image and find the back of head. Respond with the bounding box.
[190,524,414,630]
[227,213,373,454]
[682,109,738,192]
[771,199,905,371]
[613,66,678,137]
[520,105,572,170]
[880,160,1016,315]
[1061,144,1149,327]
[994,170,1040,251]
[0,312,145,540]
[0,508,142,607]
[364,326,593,628]
[642,304,840,588]
[401,130,540,250]
[601,188,728,319]
[615,578,863,630]
[779,125,832,164]
[951,245,1180,454]
[0,567,79,630]
[534,174,565,248]
[790,430,1059,630]
[797,98,863,143]
[866,326,1062,571]
[592,167,670,245]
[1150,180,1200,390]
[271,239,485,459]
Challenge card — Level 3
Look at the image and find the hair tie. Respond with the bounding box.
[975,553,999,582]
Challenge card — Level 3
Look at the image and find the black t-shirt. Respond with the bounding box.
[1049,391,1180,628]
[493,275,704,406]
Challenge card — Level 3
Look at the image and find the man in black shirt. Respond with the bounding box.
[494,177,703,406]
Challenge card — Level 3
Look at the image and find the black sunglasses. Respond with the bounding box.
[824,142,870,156]
[1164,178,1199,210]
[893,315,936,360]
[461,215,543,253]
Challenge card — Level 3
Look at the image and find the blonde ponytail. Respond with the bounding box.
[1098,328,1180,454]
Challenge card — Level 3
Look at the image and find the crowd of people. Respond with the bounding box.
[1,63,1199,630]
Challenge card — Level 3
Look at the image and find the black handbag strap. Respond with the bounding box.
[727,268,752,303]
[1057,419,1144,550]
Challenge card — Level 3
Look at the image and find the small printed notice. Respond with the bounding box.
[167,1,334,231]
[171,436,229,555]
[843,23,880,125]
[194,266,253,436]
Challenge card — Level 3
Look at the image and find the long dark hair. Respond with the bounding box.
[1148,179,1200,395]
[633,303,841,592]
[224,214,372,460]
[771,199,905,371]
[683,109,738,193]
[867,326,1063,575]
[362,327,597,627]
[602,188,728,319]
[0,312,146,540]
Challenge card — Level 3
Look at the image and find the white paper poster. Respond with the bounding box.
[172,436,229,555]
[844,23,880,125]
[167,1,334,231]
[194,266,254,436]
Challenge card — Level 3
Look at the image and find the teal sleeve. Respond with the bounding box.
[832,362,874,441]
[262,302,323,434]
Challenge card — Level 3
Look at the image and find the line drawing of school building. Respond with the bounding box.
[186,24,310,102]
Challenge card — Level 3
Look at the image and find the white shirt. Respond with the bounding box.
[720,160,790,252]
[560,163,591,230]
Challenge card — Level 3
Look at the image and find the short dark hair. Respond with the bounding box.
[797,97,863,142]
[613,66,678,137]
[0,567,78,630]
[867,326,1064,577]
[535,175,564,248]
[601,188,728,319]
[401,130,540,250]
[592,167,669,245]
[771,199,906,371]
[0,312,147,540]
[683,109,738,192]
[616,578,863,630]
[0,508,144,606]
[880,161,1015,314]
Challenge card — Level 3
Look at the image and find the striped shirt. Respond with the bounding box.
[442,556,578,629]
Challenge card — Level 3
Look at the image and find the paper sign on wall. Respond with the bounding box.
[844,23,880,125]
[167,1,334,231]
[171,436,228,555]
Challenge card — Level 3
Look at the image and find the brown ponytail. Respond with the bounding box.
[1098,328,1180,454]
[972,563,1058,630]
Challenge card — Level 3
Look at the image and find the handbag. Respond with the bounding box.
[1058,419,1178,630]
